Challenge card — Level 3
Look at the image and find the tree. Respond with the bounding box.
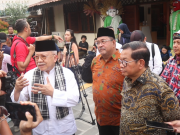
[0,2,29,27]
[0,20,9,32]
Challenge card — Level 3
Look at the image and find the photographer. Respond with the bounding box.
[11,19,64,76]
[0,101,43,135]
[62,29,79,67]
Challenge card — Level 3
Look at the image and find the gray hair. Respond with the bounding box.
[51,51,57,55]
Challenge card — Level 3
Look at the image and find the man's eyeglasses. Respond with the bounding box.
[118,59,138,67]
[95,39,112,46]
[35,54,55,61]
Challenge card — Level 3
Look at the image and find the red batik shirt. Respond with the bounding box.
[91,50,124,126]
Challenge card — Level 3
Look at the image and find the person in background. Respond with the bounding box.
[119,41,180,135]
[160,45,172,64]
[117,23,131,45]
[130,30,162,75]
[6,36,12,47]
[11,19,64,76]
[8,26,14,35]
[91,28,124,135]
[0,32,12,71]
[161,30,180,103]
[88,38,97,55]
[62,29,79,68]
[79,35,89,58]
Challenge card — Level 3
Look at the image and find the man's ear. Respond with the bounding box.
[138,59,146,69]
[144,37,147,42]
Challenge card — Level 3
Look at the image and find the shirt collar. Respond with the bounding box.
[99,49,120,61]
[43,67,55,75]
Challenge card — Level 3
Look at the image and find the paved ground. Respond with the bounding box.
[9,86,98,135]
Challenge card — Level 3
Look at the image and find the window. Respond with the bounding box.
[64,2,95,33]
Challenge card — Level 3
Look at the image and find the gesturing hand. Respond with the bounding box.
[28,44,35,56]
[31,77,54,97]
[54,35,63,42]
[19,101,43,134]
[15,73,29,92]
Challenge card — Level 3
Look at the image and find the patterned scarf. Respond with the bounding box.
[176,55,180,65]
[31,62,69,120]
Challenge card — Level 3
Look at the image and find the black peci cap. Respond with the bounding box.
[97,27,115,39]
[0,33,7,43]
[35,40,56,52]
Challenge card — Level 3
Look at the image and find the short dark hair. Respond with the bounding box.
[15,19,28,33]
[81,35,87,39]
[122,41,150,67]
[8,25,13,29]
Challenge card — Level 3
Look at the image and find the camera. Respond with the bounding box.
[65,42,72,53]
[30,21,38,37]
[7,34,16,42]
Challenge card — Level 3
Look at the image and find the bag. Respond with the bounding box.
[81,54,95,83]
[151,43,165,75]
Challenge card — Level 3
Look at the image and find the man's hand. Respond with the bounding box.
[0,70,6,78]
[31,77,54,97]
[15,73,29,92]
[28,44,35,56]
[54,35,63,42]
[19,101,43,135]
[165,121,180,133]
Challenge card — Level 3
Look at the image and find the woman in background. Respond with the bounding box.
[62,29,79,68]
[117,23,131,45]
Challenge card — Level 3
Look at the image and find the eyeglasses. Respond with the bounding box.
[173,33,180,39]
[118,59,138,67]
[35,54,55,61]
[95,39,112,46]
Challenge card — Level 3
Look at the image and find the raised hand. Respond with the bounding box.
[28,44,35,56]
[31,77,54,97]
[54,35,63,42]
[19,101,43,135]
[15,73,29,92]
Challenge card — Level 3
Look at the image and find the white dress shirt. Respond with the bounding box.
[146,42,162,75]
[11,67,79,135]
[2,54,11,72]
[96,42,122,56]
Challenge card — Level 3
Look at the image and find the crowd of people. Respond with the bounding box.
[0,18,180,135]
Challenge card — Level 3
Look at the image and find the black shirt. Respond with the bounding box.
[79,41,89,53]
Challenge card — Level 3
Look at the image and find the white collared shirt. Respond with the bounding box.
[2,54,11,72]
[146,42,162,75]
[11,67,79,135]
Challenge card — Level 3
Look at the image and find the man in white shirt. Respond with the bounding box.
[11,40,79,135]
[130,30,162,75]
[2,53,11,73]
[96,26,122,56]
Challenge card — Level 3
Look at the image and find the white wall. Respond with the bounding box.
[53,4,65,33]
[140,4,151,31]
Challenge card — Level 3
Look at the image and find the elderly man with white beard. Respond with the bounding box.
[11,40,79,135]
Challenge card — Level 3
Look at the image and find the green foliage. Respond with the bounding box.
[0,20,9,31]
[0,2,29,27]
[0,29,17,34]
